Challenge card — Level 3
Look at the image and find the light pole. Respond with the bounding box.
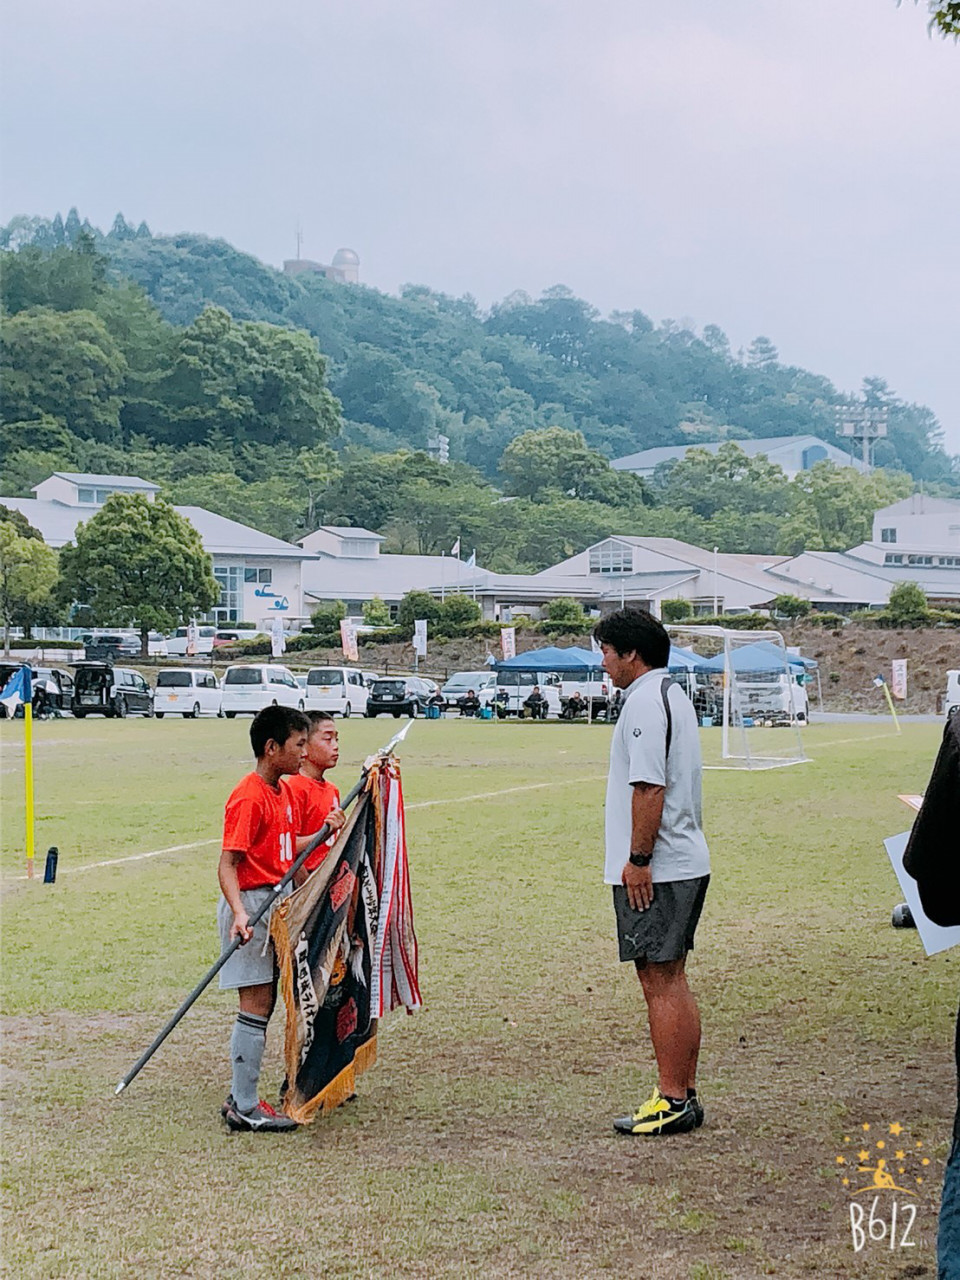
[713,547,719,615]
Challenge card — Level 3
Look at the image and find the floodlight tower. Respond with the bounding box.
[834,403,888,469]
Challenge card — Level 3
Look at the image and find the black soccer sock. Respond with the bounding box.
[687,1088,698,1100]
[231,1012,268,1113]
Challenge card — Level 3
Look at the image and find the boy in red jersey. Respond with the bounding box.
[218,704,309,1132]
[285,711,346,884]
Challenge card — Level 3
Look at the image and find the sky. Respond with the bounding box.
[3,0,959,450]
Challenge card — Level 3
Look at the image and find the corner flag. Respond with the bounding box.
[0,664,31,715]
[1,666,36,875]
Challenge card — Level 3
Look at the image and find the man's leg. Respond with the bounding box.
[636,956,700,1100]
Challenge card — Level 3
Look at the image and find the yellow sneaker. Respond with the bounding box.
[613,1087,697,1136]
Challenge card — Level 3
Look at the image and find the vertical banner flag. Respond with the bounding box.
[271,615,286,658]
[340,620,359,662]
[891,659,907,700]
[185,620,198,657]
[500,626,516,660]
[413,619,428,658]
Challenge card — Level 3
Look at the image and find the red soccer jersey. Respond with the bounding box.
[222,772,297,890]
[285,773,341,872]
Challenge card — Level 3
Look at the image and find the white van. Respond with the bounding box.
[221,664,304,718]
[495,671,562,718]
[305,666,369,717]
[946,670,960,719]
[167,625,217,656]
[154,668,222,718]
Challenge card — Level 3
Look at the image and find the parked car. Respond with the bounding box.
[366,676,435,718]
[166,625,217,656]
[221,664,305,717]
[945,669,959,719]
[154,668,222,718]
[213,629,245,648]
[71,663,153,718]
[35,667,73,716]
[439,670,497,712]
[361,670,381,689]
[305,666,370,718]
[80,633,140,660]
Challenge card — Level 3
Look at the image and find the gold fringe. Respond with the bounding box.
[270,905,303,1109]
[284,1033,378,1125]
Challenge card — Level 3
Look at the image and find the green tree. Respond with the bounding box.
[500,427,645,505]
[0,504,44,541]
[436,594,481,634]
[660,598,691,623]
[654,443,791,522]
[310,600,346,633]
[0,309,127,443]
[362,595,391,626]
[543,597,588,628]
[58,494,219,657]
[0,524,59,654]
[397,590,441,629]
[779,462,913,553]
[771,594,812,620]
[886,580,929,627]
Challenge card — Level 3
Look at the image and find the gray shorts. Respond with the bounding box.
[613,875,709,967]
[217,885,290,990]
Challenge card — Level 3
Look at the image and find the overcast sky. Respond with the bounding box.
[3,1,958,450]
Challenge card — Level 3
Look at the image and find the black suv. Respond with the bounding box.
[71,663,153,718]
[366,676,435,718]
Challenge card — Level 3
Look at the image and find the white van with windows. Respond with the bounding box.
[304,666,369,718]
[946,670,960,720]
[167,625,217,656]
[221,664,305,718]
[154,668,222,718]
[495,671,563,718]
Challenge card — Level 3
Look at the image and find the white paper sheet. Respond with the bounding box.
[884,830,960,956]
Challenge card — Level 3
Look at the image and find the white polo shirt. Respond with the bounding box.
[603,667,710,885]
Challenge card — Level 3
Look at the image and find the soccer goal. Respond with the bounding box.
[667,625,808,770]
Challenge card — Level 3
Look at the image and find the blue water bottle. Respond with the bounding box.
[43,846,59,884]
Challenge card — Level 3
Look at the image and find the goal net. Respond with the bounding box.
[667,625,808,770]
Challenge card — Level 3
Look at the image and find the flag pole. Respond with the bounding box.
[114,722,414,1096]
[24,670,35,879]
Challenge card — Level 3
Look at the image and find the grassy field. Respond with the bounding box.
[1,714,954,1278]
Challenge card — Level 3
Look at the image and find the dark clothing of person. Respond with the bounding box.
[459,695,481,717]
[524,692,548,720]
[902,713,960,1279]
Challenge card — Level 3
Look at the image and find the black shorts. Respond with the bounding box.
[613,875,710,966]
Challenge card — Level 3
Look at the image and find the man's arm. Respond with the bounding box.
[622,781,665,912]
[218,848,253,943]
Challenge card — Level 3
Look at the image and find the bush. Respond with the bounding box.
[397,591,441,630]
[660,598,691,623]
[803,612,849,628]
[235,621,257,630]
[674,613,771,631]
[0,637,82,650]
[362,595,391,627]
[771,594,812,620]
[537,619,590,636]
[887,581,930,628]
[435,594,482,636]
[310,600,346,632]
[543,597,588,628]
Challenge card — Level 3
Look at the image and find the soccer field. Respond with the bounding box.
[1,716,953,1278]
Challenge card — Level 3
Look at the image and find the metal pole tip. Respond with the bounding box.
[115,1080,126,1095]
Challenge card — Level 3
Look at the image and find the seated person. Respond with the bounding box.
[459,689,482,717]
[523,685,549,720]
[427,690,446,714]
[607,688,624,723]
[562,691,586,720]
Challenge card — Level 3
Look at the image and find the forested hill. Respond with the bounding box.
[1,210,950,482]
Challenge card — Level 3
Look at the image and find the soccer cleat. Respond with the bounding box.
[688,1092,705,1128]
[223,1099,298,1132]
[613,1088,697,1136]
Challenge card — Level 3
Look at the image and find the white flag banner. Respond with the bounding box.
[271,615,287,658]
[340,620,359,662]
[413,619,428,657]
[500,626,516,660]
[450,537,461,558]
[186,620,199,657]
[466,550,476,568]
[891,659,907,700]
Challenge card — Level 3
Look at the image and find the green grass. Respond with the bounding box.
[1,716,953,1277]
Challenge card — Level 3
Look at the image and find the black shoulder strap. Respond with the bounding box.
[660,676,673,762]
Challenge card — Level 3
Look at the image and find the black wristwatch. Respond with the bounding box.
[629,851,653,868]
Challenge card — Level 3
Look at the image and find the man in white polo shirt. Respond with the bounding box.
[595,607,710,1137]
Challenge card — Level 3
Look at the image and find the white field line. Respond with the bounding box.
[4,775,605,884]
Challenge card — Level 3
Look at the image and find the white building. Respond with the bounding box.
[2,472,313,628]
[612,435,866,480]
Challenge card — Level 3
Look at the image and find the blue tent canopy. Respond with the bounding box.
[701,640,815,674]
[494,645,602,674]
[668,645,711,674]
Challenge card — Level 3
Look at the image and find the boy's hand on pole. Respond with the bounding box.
[230,910,253,944]
[326,807,346,833]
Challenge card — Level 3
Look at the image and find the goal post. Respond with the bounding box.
[666,624,808,770]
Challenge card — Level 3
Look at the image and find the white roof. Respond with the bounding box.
[40,472,160,491]
[0,496,309,559]
[874,495,960,518]
[611,436,863,472]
